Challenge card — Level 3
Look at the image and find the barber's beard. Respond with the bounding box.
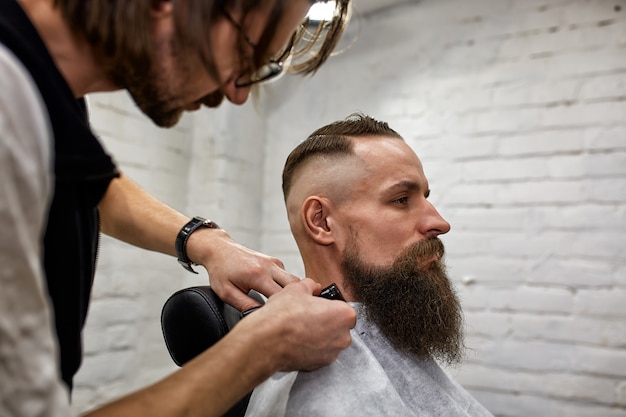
[341,238,464,366]
[107,38,224,128]
[107,58,181,128]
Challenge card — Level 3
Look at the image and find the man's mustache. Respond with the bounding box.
[398,238,445,268]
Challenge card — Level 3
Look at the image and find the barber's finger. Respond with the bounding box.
[248,275,284,299]
[271,265,302,290]
[286,277,322,296]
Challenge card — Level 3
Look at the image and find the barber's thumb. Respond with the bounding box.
[226,290,263,313]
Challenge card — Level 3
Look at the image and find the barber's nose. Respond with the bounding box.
[420,201,451,238]
[224,81,251,105]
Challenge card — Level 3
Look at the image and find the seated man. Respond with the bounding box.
[244,114,493,417]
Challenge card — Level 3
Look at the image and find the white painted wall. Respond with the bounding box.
[73,1,626,416]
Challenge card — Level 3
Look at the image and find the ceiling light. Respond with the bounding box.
[307,1,336,21]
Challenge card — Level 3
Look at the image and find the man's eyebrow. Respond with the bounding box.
[388,180,420,192]
[388,180,431,197]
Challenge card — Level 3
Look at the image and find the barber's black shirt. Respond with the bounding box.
[0,0,119,391]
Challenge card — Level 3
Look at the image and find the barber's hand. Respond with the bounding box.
[238,278,356,372]
[186,228,300,311]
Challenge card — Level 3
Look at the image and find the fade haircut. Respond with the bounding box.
[282,113,403,199]
[53,0,351,84]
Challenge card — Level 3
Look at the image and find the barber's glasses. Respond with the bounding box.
[221,8,293,88]
[234,57,286,88]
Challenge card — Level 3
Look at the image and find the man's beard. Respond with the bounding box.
[341,237,464,366]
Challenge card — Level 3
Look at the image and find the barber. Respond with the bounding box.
[0,0,355,416]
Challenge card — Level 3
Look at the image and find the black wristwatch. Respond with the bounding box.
[176,216,220,274]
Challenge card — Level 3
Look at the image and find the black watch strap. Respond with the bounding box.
[176,216,220,274]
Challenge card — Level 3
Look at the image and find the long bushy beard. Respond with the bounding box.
[341,238,464,366]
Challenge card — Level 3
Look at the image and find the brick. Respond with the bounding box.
[574,345,626,376]
[446,180,587,206]
[497,180,570,203]
[455,364,617,404]
[448,256,527,284]
[545,49,626,77]
[83,298,141,328]
[545,231,626,260]
[585,178,626,203]
[511,314,626,347]
[473,339,626,376]
[527,257,616,287]
[538,25,610,55]
[528,79,582,106]
[445,207,532,231]
[498,129,584,156]
[474,107,544,133]
[464,311,513,337]
[462,157,549,181]
[535,204,626,231]
[448,136,498,160]
[543,101,626,127]
[458,285,573,314]
[617,264,626,286]
[261,230,297,254]
[505,286,574,314]
[618,381,626,406]
[584,152,626,176]
[479,389,626,417]
[563,1,626,26]
[574,289,626,318]
[455,286,502,311]
[82,324,135,355]
[579,73,626,101]
[491,80,532,107]
[75,350,136,385]
[584,126,626,151]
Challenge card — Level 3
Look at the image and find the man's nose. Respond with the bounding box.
[420,201,451,238]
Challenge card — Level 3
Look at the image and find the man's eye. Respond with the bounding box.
[393,196,409,205]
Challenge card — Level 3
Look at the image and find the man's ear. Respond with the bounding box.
[302,197,334,245]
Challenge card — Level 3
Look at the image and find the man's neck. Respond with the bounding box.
[18,0,119,97]
[304,259,355,302]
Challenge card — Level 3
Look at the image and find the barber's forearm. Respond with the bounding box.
[84,316,277,417]
[98,173,187,257]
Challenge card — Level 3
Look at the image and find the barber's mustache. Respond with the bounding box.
[201,90,225,108]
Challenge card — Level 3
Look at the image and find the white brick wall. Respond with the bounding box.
[260,1,626,415]
[72,1,626,416]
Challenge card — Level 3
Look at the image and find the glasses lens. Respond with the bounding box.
[235,61,283,88]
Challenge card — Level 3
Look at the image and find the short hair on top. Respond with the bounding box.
[282,113,403,198]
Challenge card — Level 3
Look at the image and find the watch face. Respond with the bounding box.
[202,220,220,229]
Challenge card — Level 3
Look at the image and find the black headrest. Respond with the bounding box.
[161,286,264,366]
[161,286,265,417]
[162,283,343,366]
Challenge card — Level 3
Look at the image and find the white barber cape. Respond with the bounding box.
[245,303,493,417]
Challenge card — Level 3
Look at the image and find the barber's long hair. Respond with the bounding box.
[282,113,403,198]
[53,0,351,83]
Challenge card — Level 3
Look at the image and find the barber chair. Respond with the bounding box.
[161,286,264,417]
[161,283,342,417]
